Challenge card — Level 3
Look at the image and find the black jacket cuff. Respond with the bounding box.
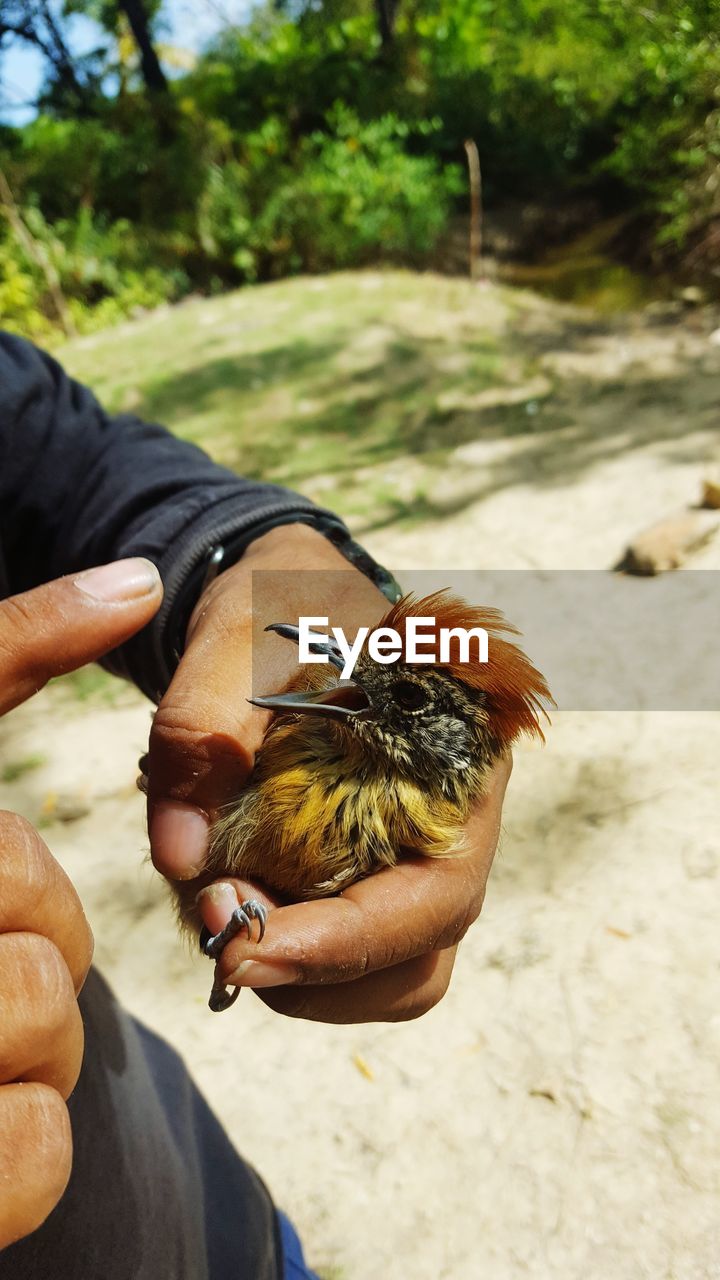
[106,497,400,702]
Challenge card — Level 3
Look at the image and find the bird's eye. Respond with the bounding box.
[391,680,428,711]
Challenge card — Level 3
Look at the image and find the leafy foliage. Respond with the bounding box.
[1,0,718,335]
[198,108,459,279]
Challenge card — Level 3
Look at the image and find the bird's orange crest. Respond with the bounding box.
[378,590,553,746]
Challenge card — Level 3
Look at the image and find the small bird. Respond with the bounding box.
[175,590,551,1010]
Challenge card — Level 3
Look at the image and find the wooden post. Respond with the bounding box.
[463,139,483,282]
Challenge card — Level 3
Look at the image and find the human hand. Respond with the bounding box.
[147,525,510,1022]
[0,560,162,1245]
[202,757,509,1023]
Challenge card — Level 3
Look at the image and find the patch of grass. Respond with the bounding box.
[58,272,520,531]
[50,666,124,706]
[57,269,669,536]
[1,753,47,783]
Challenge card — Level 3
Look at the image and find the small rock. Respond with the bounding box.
[679,285,705,306]
[57,797,91,822]
[616,509,720,575]
[41,790,92,823]
[701,470,720,510]
[708,328,720,347]
[643,301,683,324]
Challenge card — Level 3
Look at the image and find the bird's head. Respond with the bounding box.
[251,591,552,793]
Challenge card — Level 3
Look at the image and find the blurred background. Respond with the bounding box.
[0,0,719,335]
[1,5,720,1280]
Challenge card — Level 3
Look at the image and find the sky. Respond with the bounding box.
[0,0,253,123]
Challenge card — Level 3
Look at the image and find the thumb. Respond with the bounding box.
[0,558,163,716]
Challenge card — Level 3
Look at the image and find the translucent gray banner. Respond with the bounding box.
[250,569,719,711]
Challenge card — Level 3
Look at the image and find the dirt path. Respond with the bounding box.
[2,281,718,1280]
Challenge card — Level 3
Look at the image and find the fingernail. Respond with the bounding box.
[196,882,239,933]
[150,802,209,878]
[75,558,161,602]
[196,882,238,910]
[224,960,299,989]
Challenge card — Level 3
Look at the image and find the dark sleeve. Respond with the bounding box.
[0,970,283,1280]
[0,330,382,701]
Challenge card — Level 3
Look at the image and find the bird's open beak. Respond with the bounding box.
[249,623,372,722]
[249,683,370,720]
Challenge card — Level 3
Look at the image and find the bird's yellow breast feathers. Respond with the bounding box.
[206,717,468,900]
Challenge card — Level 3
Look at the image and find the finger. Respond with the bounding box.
[0,559,163,715]
[0,1083,72,1249]
[195,879,455,1022]
[195,878,279,937]
[0,934,84,1097]
[256,947,458,1024]
[148,528,387,879]
[212,758,510,990]
[0,811,94,994]
[146,586,310,880]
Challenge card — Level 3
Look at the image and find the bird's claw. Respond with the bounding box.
[200,899,268,959]
[208,979,241,1013]
[199,899,268,1013]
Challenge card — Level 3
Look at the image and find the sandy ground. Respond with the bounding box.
[1,283,719,1279]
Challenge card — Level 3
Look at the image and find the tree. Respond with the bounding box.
[0,0,96,110]
[63,0,168,94]
[115,0,167,93]
[373,0,398,49]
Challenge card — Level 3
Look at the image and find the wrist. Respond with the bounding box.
[167,511,402,694]
[241,522,358,571]
[188,521,389,645]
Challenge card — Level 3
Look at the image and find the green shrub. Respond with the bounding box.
[11,105,209,228]
[0,205,189,336]
[0,238,55,338]
[2,105,456,334]
[198,107,460,279]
